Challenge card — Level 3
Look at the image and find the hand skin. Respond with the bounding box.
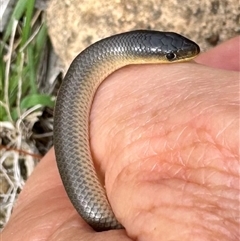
[2,36,239,241]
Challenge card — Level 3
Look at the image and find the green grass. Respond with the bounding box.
[0,0,54,122]
[0,0,53,229]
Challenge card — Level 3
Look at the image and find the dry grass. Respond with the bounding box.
[0,0,53,229]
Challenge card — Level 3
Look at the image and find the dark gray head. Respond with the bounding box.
[83,30,200,64]
[124,30,200,62]
[150,31,200,62]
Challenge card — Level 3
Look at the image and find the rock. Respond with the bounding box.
[46,0,240,68]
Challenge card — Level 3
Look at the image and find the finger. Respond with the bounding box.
[196,36,240,71]
[91,62,239,240]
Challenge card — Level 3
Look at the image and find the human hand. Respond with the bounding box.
[2,36,239,241]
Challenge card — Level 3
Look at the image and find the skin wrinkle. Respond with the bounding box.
[191,111,237,155]
[170,204,218,237]
[106,123,235,183]
[173,124,189,145]
[201,210,238,239]
[215,118,236,145]
[176,143,236,179]
[133,178,236,238]
[168,179,233,215]
[165,123,232,176]
[143,153,231,188]
[111,116,240,235]
[127,188,228,240]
